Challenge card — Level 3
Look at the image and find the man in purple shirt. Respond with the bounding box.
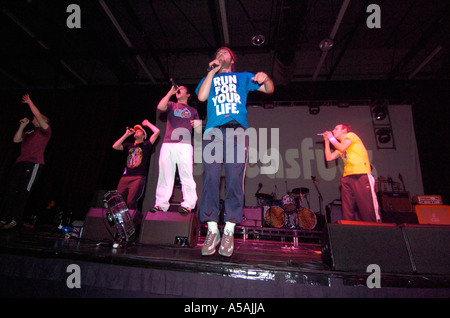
[0,94,51,230]
[151,85,201,215]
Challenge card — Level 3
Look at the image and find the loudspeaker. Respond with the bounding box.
[326,201,342,223]
[413,205,450,225]
[322,223,414,273]
[380,211,419,225]
[138,211,199,247]
[242,206,262,227]
[81,207,140,241]
[401,224,450,274]
[378,192,412,212]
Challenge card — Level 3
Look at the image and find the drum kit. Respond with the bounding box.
[257,186,317,230]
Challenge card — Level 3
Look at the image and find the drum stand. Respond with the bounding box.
[103,191,136,248]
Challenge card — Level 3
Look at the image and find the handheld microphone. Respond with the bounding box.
[207,64,218,72]
[170,78,178,90]
[316,133,325,135]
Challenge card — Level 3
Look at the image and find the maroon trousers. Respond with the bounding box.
[340,173,381,222]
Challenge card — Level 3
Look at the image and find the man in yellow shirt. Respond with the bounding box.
[323,124,380,222]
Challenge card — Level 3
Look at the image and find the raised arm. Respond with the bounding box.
[22,94,49,130]
[157,85,178,112]
[197,59,221,102]
[142,119,160,144]
[13,118,30,143]
[322,131,352,161]
[112,127,134,151]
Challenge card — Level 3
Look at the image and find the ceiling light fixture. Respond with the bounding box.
[252,33,265,46]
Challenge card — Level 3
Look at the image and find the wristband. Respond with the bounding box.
[328,136,338,144]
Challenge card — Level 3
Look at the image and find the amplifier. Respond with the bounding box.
[412,195,443,205]
[378,192,412,212]
[413,205,450,225]
[242,206,262,227]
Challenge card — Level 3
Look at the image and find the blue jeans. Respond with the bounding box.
[200,121,248,224]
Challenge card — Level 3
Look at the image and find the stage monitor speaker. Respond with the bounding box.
[380,211,419,225]
[378,192,412,212]
[413,205,450,225]
[138,211,199,247]
[326,200,342,223]
[81,207,140,241]
[322,223,413,274]
[242,206,262,227]
[401,224,450,275]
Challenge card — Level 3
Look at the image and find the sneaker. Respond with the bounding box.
[218,229,234,257]
[201,231,220,256]
[178,206,191,216]
[149,206,163,213]
[1,220,17,230]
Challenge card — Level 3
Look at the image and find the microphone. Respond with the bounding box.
[170,78,178,90]
[207,63,218,72]
[316,133,325,136]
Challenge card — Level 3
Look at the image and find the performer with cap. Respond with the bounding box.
[112,120,159,210]
[196,47,274,257]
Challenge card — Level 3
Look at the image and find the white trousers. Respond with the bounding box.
[155,143,197,211]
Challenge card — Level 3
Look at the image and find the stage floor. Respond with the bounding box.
[0,224,449,299]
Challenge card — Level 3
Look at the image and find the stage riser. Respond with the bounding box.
[322,223,450,275]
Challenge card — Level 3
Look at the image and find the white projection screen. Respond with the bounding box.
[143,104,424,217]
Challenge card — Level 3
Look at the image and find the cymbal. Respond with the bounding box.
[291,187,309,195]
[255,193,274,200]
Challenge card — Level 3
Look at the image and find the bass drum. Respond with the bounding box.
[264,206,285,228]
[281,194,297,212]
[297,208,317,230]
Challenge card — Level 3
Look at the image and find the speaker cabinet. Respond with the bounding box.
[242,206,262,227]
[413,205,450,225]
[138,211,199,247]
[401,224,450,275]
[378,192,412,212]
[81,208,140,241]
[322,223,413,273]
[326,201,342,223]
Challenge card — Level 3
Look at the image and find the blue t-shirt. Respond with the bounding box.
[196,72,261,134]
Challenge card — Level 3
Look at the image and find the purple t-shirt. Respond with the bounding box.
[163,102,199,144]
[16,126,51,165]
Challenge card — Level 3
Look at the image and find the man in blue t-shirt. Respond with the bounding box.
[196,47,274,257]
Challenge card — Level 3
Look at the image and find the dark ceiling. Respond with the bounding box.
[0,0,449,89]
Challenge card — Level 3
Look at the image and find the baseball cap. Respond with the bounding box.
[133,125,147,139]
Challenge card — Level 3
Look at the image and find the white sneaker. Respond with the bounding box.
[1,220,17,230]
[218,229,234,257]
[201,231,220,256]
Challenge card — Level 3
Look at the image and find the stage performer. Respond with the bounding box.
[322,124,381,222]
[0,94,51,230]
[112,120,159,211]
[196,47,274,257]
[150,84,201,215]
